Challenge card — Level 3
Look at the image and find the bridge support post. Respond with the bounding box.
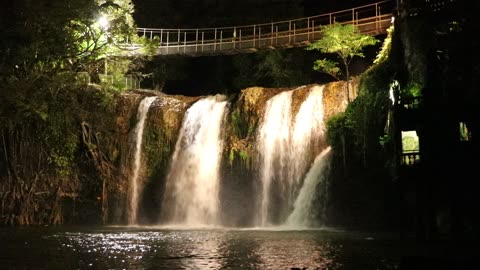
[311,21,315,41]
[307,18,310,40]
[195,29,198,53]
[220,30,223,50]
[253,26,256,47]
[376,5,381,31]
[275,26,278,45]
[214,28,217,52]
[288,21,291,43]
[233,27,237,49]
[271,23,274,46]
[166,32,169,54]
[177,29,180,53]
[258,27,261,47]
[293,23,296,43]
[184,32,186,54]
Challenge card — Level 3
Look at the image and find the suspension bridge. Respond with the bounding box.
[122,0,396,57]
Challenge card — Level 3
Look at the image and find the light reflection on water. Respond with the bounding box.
[0,226,402,270]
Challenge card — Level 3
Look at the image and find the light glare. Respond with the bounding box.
[98,16,109,29]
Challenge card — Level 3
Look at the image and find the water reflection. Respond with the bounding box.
[234,230,340,270]
[0,226,404,269]
[58,231,158,269]
[151,230,225,269]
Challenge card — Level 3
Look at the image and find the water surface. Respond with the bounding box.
[0,226,428,269]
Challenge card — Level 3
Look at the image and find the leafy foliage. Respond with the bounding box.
[325,23,396,171]
[0,0,137,80]
[0,0,137,224]
[232,49,310,89]
[374,25,394,64]
[312,59,341,80]
[139,55,189,91]
[306,23,379,83]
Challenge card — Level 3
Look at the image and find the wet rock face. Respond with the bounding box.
[116,90,202,143]
[322,79,359,120]
[115,80,355,168]
[115,93,141,135]
[148,94,200,139]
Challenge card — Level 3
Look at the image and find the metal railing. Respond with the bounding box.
[401,152,420,166]
[99,74,141,90]
[122,0,395,56]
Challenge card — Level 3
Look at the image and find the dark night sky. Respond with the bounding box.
[132,0,379,28]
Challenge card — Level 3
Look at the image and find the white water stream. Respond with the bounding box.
[161,95,228,226]
[256,85,327,226]
[128,96,157,225]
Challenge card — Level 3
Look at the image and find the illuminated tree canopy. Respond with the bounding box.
[0,0,137,79]
[306,22,379,100]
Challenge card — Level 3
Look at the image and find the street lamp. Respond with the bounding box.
[97,16,110,77]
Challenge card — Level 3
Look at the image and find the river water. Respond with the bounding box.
[0,226,428,270]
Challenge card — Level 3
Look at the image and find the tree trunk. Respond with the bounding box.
[344,59,350,102]
[81,121,114,224]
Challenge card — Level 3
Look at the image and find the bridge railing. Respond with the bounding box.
[126,0,394,55]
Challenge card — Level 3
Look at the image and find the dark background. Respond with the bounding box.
[132,0,379,27]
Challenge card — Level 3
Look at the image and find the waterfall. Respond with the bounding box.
[161,95,228,226]
[290,85,325,205]
[285,146,332,228]
[128,96,157,225]
[256,90,293,226]
[256,85,326,226]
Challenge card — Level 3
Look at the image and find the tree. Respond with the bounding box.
[306,22,379,102]
[0,0,138,224]
[232,49,311,90]
[0,0,137,82]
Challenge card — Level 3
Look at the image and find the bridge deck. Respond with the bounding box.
[122,0,395,56]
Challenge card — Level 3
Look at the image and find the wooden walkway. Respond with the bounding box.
[122,0,395,56]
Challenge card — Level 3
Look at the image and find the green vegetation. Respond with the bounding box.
[227,108,253,168]
[321,24,404,229]
[325,22,398,171]
[144,128,173,174]
[306,23,379,101]
[230,109,251,139]
[0,0,138,225]
[374,25,394,65]
[140,56,189,91]
[232,50,311,90]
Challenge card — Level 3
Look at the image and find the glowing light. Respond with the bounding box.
[389,80,399,105]
[391,16,395,23]
[401,130,419,153]
[98,16,109,29]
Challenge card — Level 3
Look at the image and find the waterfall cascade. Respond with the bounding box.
[256,85,327,226]
[128,96,157,225]
[123,82,347,228]
[286,146,332,228]
[160,95,228,227]
[256,90,293,226]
